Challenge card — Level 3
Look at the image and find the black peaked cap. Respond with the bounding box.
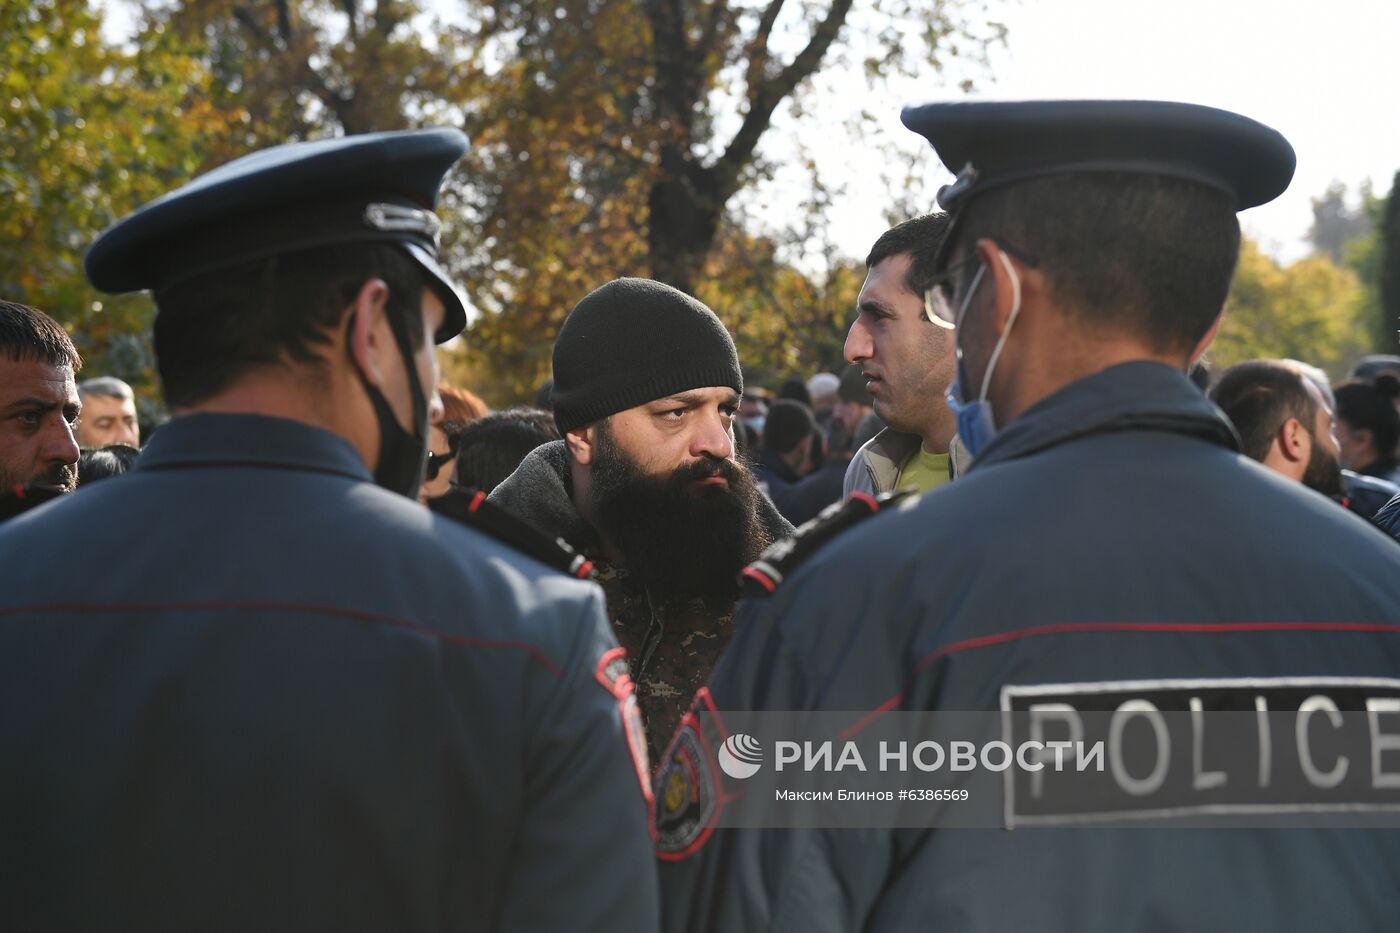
[900,100,1296,213]
[85,128,470,343]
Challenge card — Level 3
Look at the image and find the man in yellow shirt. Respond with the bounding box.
[843,214,966,496]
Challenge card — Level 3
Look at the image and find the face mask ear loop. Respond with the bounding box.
[976,250,1022,404]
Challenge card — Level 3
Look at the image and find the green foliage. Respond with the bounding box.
[1213,240,1371,379]
[1342,187,1390,353]
[694,227,864,389]
[0,0,232,408]
[1380,171,1400,352]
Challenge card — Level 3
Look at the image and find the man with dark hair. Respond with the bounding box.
[0,132,657,931]
[490,278,792,761]
[439,406,559,495]
[656,101,1400,931]
[1280,357,1400,519]
[844,212,965,497]
[1210,359,1344,498]
[0,299,81,494]
[75,376,139,448]
[753,398,815,521]
[418,381,489,503]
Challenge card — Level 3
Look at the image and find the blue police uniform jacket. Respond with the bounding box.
[656,362,1400,932]
[0,413,658,932]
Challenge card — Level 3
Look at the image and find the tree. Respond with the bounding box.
[14,0,1000,405]
[455,0,1002,398]
[1341,182,1392,354]
[1212,239,1370,379]
[1,0,233,403]
[148,0,473,143]
[1380,170,1400,352]
[1308,180,1374,264]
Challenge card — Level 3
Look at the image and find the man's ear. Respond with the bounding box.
[347,278,391,388]
[1277,416,1309,463]
[566,423,597,466]
[1189,312,1224,365]
[977,237,1033,334]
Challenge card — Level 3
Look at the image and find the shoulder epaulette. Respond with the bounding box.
[430,487,596,581]
[740,488,916,597]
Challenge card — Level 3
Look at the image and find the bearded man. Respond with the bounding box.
[0,300,81,496]
[490,278,793,760]
[1209,360,1345,500]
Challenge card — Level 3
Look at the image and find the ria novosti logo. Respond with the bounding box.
[718,734,764,779]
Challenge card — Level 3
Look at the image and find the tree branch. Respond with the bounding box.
[712,0,853,198]
[231,4,268,45]
[743,0,786,90]
[274,0,294,45]
[643,0,694,134]
[344,0,360,42]
[694,0,736,68]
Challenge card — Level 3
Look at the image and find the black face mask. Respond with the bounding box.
[352,300,430,499]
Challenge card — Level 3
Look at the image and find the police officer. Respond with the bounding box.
[0,131,658,931]
[654,101,1400,930]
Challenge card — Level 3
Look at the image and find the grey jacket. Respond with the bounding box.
[0,414,658,932]
[658,362,1400,932]
[842,427,970,496]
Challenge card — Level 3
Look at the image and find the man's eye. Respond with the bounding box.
[17,411,41,427]
[720,405,738,418]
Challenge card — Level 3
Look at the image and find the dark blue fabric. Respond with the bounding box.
[901,99,1295,212]
[1344,469,1400,521]
[659,362,1400,932]
[0,413,658,932]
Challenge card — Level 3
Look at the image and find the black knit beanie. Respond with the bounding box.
[552,278,743,433]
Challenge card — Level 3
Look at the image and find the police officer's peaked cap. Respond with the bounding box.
[900,100,1296,215]
[85,128,470,343]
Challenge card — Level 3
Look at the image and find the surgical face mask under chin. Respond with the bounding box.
[943,252,1023,458]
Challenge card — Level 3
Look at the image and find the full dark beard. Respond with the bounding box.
[1302,440,1344,499]
[590,425,772,610]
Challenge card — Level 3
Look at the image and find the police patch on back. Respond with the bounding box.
[430,486,595,580]
[1000,677,1400,828]
[741,489,916,597]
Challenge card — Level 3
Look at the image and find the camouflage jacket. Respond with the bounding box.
[489,440,794,763]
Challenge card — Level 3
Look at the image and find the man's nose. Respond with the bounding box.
[691,411,735,461]
[45,419,80,470]
[845,318,872,364]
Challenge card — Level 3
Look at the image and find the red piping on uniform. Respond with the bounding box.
[849,491,879,512]
[839,620,1400,740]
[576,559,595,580]
[0,600,564,677]
[741,567,777,593]
[468,490,487,513]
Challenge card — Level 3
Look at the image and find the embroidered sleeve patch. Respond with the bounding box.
[595,647,653,809]
[653,687,731,860]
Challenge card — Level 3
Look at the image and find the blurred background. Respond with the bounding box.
[6,0,1399,423]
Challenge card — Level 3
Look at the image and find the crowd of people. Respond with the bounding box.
[2,99,1400,931]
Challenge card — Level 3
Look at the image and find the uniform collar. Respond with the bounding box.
[135,412,374,483]
[970,360,1240,471]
